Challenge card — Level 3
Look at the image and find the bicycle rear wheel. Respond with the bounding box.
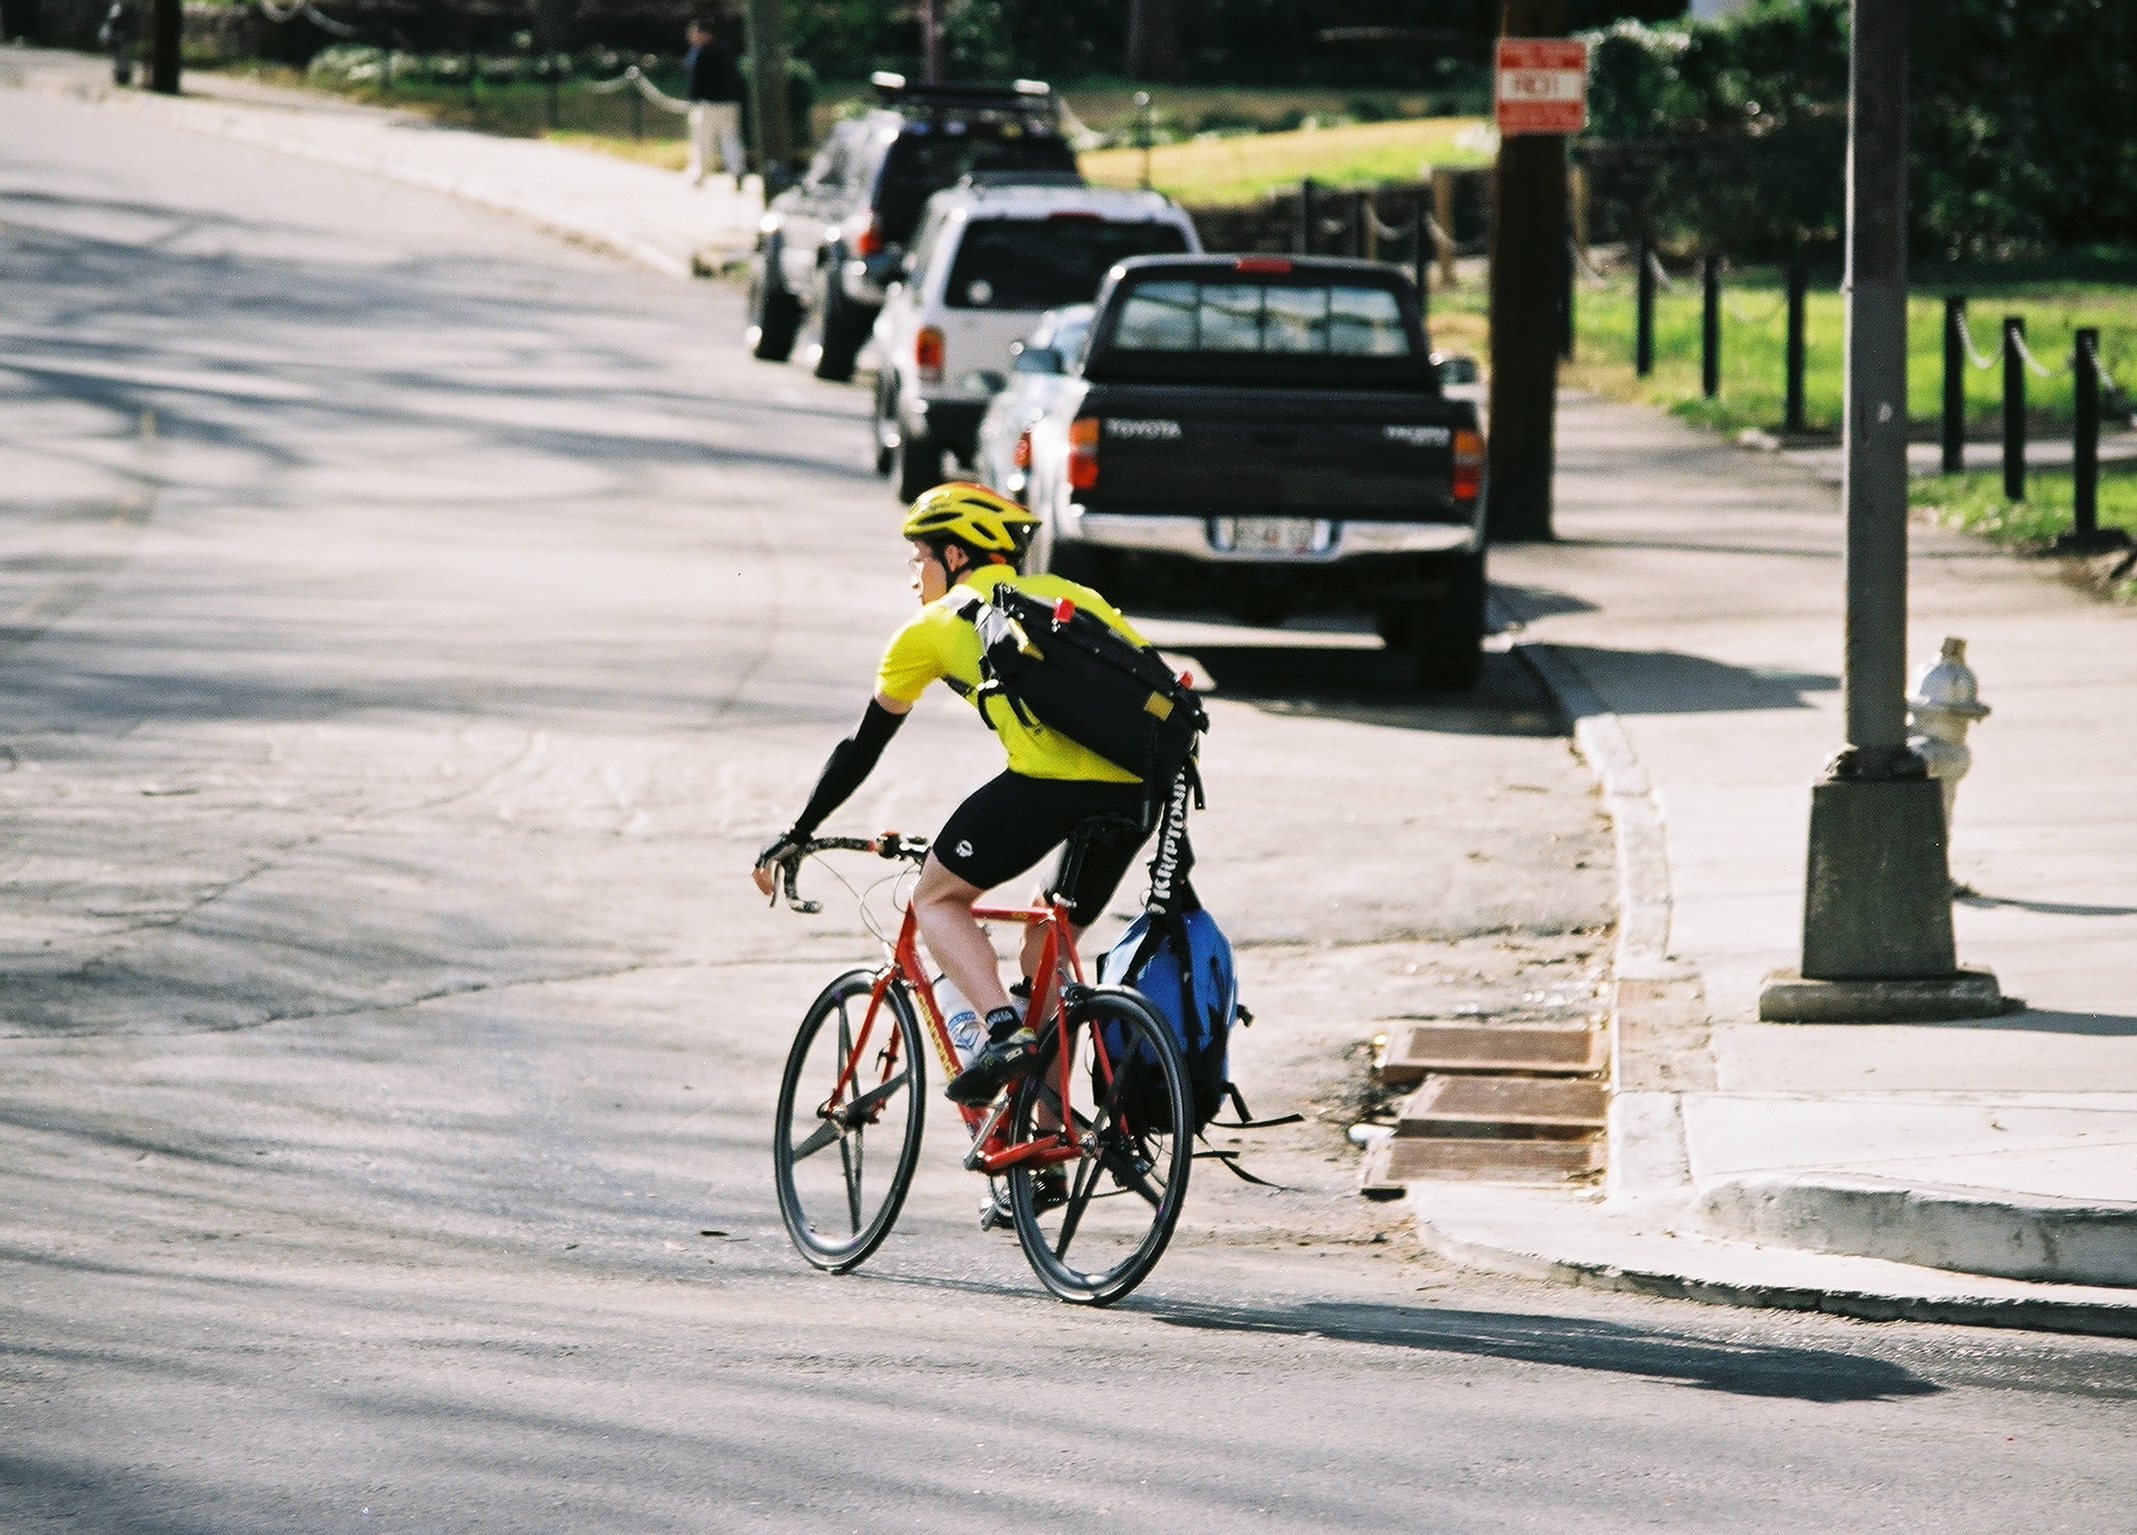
[773,968,925,1273]
[1007,986,1192,1305]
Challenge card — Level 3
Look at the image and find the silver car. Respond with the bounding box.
[972,304,1096,505]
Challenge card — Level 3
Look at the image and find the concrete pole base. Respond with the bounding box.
[1757,966,2011,1023]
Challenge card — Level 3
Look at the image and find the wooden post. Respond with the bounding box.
[1432,166,1456,286]
[149,0,180,94]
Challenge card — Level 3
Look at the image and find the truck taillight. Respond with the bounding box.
[1068,417,1100,490]
[1452,428,1484,502]
[852,215,884,257]
[1013,429,1033,469]
[916,326,944,383]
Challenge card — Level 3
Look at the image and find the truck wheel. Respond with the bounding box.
[894,431,942,503]
[813,276,872,383]
[1403,552,1486,691]
[750,261,801,363]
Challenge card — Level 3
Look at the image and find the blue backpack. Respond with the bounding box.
[1098,903,1299,1159]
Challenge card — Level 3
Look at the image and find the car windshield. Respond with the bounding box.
[946,219,1191,311]
[1109,280,1412,356]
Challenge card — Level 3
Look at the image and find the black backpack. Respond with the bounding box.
[953,582,1207,810]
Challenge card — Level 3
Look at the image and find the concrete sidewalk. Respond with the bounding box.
[1447,395,2137,1333]
[4,48,758,277]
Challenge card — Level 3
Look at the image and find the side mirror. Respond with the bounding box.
[1433,353,1480,385]
[1011,344,1064,376]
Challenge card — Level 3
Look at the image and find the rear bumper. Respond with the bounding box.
[1064,508,1482,560]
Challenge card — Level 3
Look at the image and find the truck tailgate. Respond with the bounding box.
[1079,385,1470,520]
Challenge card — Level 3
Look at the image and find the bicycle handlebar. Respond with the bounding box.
[776,832,930,913]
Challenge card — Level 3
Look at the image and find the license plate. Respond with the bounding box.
[1231,517,1321,556]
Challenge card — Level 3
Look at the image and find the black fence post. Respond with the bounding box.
[1295,178,1314,257]
[1785,258,1808,434]
[630,82,644,140]
[1701,254,1721,399]
[1942,295,1966,473]
[2074,327,2100,544]
[1411,196,1428,319]
[2002,315,2026,501]
[1634,235,1655,377]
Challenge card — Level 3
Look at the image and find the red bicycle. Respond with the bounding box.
[769,826,1193,1305]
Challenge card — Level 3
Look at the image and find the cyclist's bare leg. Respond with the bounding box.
[912,855,1011,1016]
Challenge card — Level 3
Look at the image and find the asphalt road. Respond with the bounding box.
[3,84,2135,1535]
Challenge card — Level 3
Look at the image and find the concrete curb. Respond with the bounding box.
[1693,1173,2137,1289]
[1407,1186,2137,1338]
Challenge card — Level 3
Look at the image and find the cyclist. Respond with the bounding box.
[752,483,1154,1108]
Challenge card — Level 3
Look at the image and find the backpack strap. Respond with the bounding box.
[1208,1081,1305,1131]
[1191,1148,1288,1188]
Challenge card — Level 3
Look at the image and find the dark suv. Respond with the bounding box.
[745,73,1081,382]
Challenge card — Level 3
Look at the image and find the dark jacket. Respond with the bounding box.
[686,39,743,104]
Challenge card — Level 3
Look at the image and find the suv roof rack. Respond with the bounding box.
[959,170,1088,190]
[871,73,1056,115]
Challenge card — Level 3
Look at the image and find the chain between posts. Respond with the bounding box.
[585,65,693,114]
[257,0,359,37]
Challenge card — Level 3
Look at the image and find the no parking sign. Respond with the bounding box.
[1495,38,1589,135]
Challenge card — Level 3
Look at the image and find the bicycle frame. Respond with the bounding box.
[819,888,1092,1178]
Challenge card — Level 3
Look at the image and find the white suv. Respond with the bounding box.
[870,178,1200,502]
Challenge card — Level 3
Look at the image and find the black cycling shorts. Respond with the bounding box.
[932,772,1149,928]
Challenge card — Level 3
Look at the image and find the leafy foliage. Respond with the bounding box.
[1579,0,2137,264]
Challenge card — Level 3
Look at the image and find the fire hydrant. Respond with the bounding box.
[1908,636,1991,826]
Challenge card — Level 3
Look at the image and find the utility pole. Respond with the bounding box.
[1758,0,2003,1024]
[743,0,794,188]
[1485,0,1570,543]
[149,0,181,94]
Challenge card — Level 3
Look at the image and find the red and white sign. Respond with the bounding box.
[1495,38,1589,136]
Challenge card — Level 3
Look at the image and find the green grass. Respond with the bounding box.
[1544,269,2137,440]
[1080,116,1493,205]
[1910,464,2137,551]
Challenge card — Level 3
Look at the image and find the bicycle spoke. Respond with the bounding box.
[843,1123,864,1233]
[1052,1144,1105,1257]
[845,1071,910,1120]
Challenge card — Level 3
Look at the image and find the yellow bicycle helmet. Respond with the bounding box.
[900,482,1040,554]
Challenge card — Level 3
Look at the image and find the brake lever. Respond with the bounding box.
[781,857,822,915]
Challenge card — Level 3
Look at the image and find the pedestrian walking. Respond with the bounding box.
[97,1,137,87]
[683,17,745,188]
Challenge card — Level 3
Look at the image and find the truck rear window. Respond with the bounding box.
[1110,281,1411,356]
[946,219,1192,312]
[875,128,1079,240]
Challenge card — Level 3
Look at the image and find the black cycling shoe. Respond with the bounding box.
[945,1027,1039,1106]
[980,1168,1068,1230]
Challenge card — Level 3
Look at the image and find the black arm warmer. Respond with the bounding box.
[789,700,907,838]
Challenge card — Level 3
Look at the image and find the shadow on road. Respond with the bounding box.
[1137,1298,1945,1404]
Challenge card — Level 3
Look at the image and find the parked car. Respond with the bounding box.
[973,304,1096,502]
[872,183,1199,502]
[1013,254,1488,688]
[745,74,1078,383]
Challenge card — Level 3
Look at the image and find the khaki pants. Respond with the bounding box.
[687,102,744,183]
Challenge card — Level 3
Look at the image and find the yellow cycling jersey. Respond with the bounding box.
[875,564,1151,783]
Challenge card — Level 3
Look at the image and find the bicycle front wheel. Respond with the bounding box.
[773,968,926,1273]
[1008,986,1192,1306]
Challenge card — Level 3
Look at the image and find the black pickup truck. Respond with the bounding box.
[1008,254,1486,687]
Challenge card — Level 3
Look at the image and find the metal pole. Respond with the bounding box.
[1941,295,1965,473]
[922,0,943,83]
[1701,254,1721,398]
[1296,178,1314,256]
[2074,327,2100,543]
[1767,0,1982,1013]
[1635,233,1655,377]
[2002,315,2026,502]
[1785,257,1808,435]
